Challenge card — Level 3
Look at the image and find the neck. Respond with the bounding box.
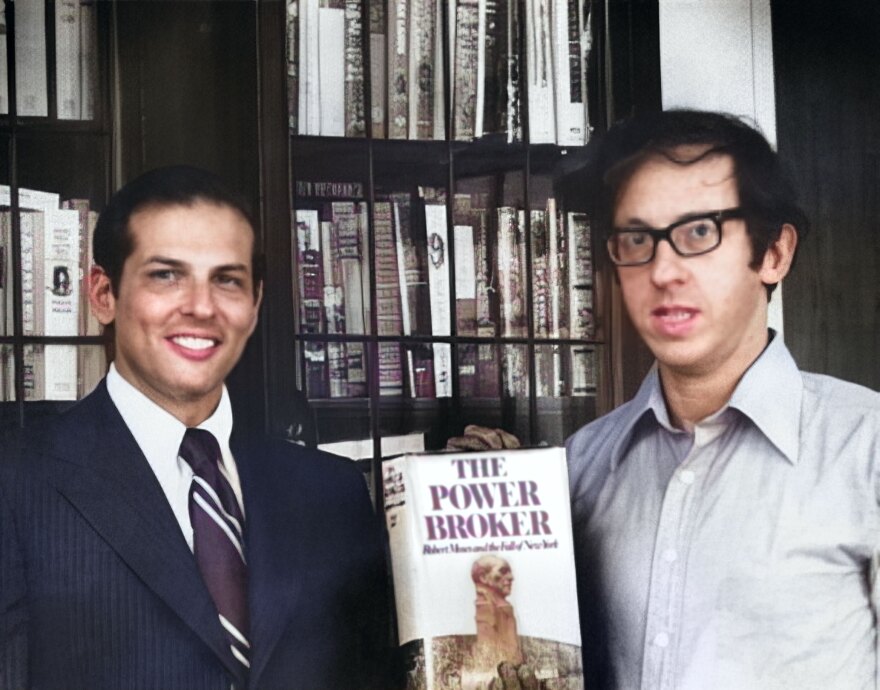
[659,332,770,431]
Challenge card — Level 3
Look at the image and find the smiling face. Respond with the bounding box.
[613,150,792,384]
[90,201,262,425]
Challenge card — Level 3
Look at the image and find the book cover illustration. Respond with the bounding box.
[384,447,583,690]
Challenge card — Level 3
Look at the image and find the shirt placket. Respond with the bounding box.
[640,429,713,690]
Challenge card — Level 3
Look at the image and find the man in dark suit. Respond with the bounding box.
[0,166,390,689]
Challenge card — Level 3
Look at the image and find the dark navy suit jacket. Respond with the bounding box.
[0,381,390,690]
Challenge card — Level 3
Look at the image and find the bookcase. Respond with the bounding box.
[275,0,655,477]
[0,0,112,433]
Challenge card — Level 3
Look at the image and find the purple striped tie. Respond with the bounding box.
[179,428,250,672]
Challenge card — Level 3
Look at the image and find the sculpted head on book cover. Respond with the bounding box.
[471,555,523,671]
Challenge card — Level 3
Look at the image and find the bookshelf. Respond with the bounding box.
[0,0,113,432]
[275,0,648,477]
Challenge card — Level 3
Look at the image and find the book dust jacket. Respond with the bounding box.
[383,447,584,690]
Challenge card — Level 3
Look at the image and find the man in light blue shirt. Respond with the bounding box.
[567,110,880,689]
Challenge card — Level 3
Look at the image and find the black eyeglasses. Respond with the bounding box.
[606,207,745,266]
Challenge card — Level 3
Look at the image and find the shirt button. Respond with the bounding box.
[679,469,696,485]
[662,548,678,563]
[653,632,670,648]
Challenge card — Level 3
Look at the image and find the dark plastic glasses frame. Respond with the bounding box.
[606,207,746,266]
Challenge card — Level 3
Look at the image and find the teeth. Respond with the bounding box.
[172,336,216,350]
[659,310,693,322]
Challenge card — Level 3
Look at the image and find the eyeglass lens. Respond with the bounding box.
[608,216,722,265]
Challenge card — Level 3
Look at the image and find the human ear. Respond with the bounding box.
[759,224,798,284]
[88,265,117,326]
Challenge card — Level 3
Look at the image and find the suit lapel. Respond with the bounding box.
[43,384,246,686]
[233,435,308,687]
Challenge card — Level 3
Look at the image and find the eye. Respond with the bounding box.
[688,221,713,238]
[149,268,179,282]
[215,273,246,290]
[620,230,649,248]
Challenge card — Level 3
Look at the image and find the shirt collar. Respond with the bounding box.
[609,330,802,469]
[105,363,234,466]
[728,330,802,464]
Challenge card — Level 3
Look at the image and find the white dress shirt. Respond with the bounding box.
[566,332,880,689]
[106,363,244,550]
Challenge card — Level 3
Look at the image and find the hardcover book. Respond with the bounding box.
[383,446,584,690]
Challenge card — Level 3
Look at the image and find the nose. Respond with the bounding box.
[649,239,689,288]
[181,279,216,319]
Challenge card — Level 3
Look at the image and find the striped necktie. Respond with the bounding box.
[179,428,250,673]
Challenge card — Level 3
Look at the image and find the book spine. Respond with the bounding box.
[305,342,330,398]
[530,208,550,338]
[408,0,436,139]
[61,198,92,336]
[457,343,478,397]
[552,0,587,145]
[78,0,99,120]
[570,344,595,395]
[474,0,487,137]
[318,4,346,136]
[295,209,325,333]
[526,0,556,143]
[374,200,405,395]
[481,0,507,136]
[423,192,451,397]
[368,0,387,138]
[452,0,480,141]
[567,211,594,339]
[344,0,367,136]
[432,0,446,140]
[287,0,299,131]
[15,0,49,116]
[477,342,500,397]
[502,343,528,396]
[55,0,82,120]
[387,0,409,138]
[473,204,497,337]
[20,212,41,336]
[506,0,523,142]
[579,0,593,142]
[497,206,526,338]
[453,223,477,336]
[300,0,322,134]
[23,344,44,401]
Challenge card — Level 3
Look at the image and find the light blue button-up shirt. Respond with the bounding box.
[567,333,880,689]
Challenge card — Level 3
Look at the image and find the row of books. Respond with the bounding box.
[302,339,596,400]
[0,343,105,402]
[0,185,102,400]
[0,0,99,120]
[294,180,596,399]
[287,0,594,145]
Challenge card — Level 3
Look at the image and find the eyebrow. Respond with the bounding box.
[615,210,720,228]
[143,256,250,273]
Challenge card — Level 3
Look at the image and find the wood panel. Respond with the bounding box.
[773,0,880,390]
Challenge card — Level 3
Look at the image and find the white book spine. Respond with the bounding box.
[526,0,556,143]
[55,0,82,120]
[318,6,346,136]
[551,0,586,145]
[15,0,49,117]
[425,202,451,398]
[474,0,487,137]
[43,209,80,336]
